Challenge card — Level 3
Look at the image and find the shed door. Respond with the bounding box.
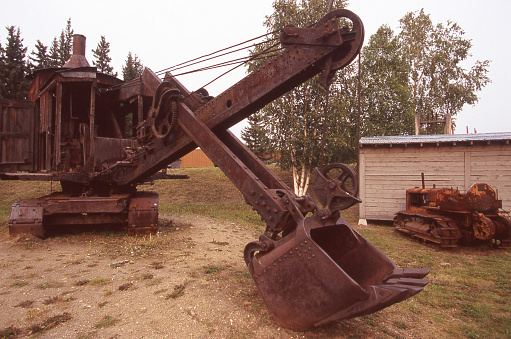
[0,100,35,172]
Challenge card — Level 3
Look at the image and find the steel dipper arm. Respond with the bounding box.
[100,9,363,196]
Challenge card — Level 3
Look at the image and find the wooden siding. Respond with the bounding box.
[181,148,214,168]
[0,100,36,172]
[359,143,511,220]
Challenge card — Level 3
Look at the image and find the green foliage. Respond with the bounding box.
[397,9,490,134]
[122,51,143,81]
[47,37,60,67]
[94,315,119,329]
[0,26,29,100]
[92,35,117,76]
[46,19,73,67]
[241,113,271,159]
[29,40,49,70]
[57,18,73,66]
[246,5,491,180]
[360,25,414,136]
[247,0,350,195]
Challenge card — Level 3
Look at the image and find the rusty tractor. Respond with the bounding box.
[394,183,511,247]
[0,10,429,330]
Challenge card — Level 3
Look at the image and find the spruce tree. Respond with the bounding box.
[1,26,29,100]
[0,41,5,98]
[47,37,60,67]
[92,36,117,76]
[122,52,143,81]
[241,113,270,160]
[57,18,73,65]
[30,40,49,70]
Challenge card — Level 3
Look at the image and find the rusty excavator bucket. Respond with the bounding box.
[244,165,429,331]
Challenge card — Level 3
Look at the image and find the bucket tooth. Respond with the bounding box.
[386,268,430,280]
[385,278,429,287]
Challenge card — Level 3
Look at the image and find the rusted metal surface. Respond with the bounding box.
[1,9,431,330]
[63,34,90,68]
[127,191,159,235]
[395,183,511,247]
[7,193,160,235]
[246,214,429,330]
[9,204,44,238]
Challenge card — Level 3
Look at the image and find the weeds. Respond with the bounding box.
[150,261,165,270]
[203,265,222,275]
[42,296,61,305]
[27,313,71,334]
[0,325,21,338]
[146,278,164,287]
[14,300,33,308]
[139,273,154,281]
[118,282,133,291]
[87,277,111,286]
[36,282,64,289]
[94,315,119,329]
[11,281,28,287]
[165,284,185,299]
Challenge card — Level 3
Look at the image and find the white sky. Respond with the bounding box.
[1,0,509,137]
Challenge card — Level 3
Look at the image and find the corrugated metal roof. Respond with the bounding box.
[360,132,511,145]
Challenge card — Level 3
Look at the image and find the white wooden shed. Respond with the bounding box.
[358,132,511,222]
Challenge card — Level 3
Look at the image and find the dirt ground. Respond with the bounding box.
[1,214,364,339]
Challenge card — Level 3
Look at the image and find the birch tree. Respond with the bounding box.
[247,0,349,196]
[398,9,490,133]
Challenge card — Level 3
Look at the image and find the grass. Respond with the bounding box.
[26,313,71,335]
[165,284,186,299]
[11,281,29,287]
[94,315,119,329]
[74,277,111,287]
[0,167,510,338]
[202,264,222,275]
[36,282,64,289]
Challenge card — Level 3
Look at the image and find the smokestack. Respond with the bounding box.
[63,34,90,68]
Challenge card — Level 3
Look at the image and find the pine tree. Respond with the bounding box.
[1,26,29,100]
[57,18,73,65]
[47,37,60,67]
[241,113,271,160]
[29,40,49,70]
[0,41,5,98]
[122,52,143,81]
[92,36,117,76]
